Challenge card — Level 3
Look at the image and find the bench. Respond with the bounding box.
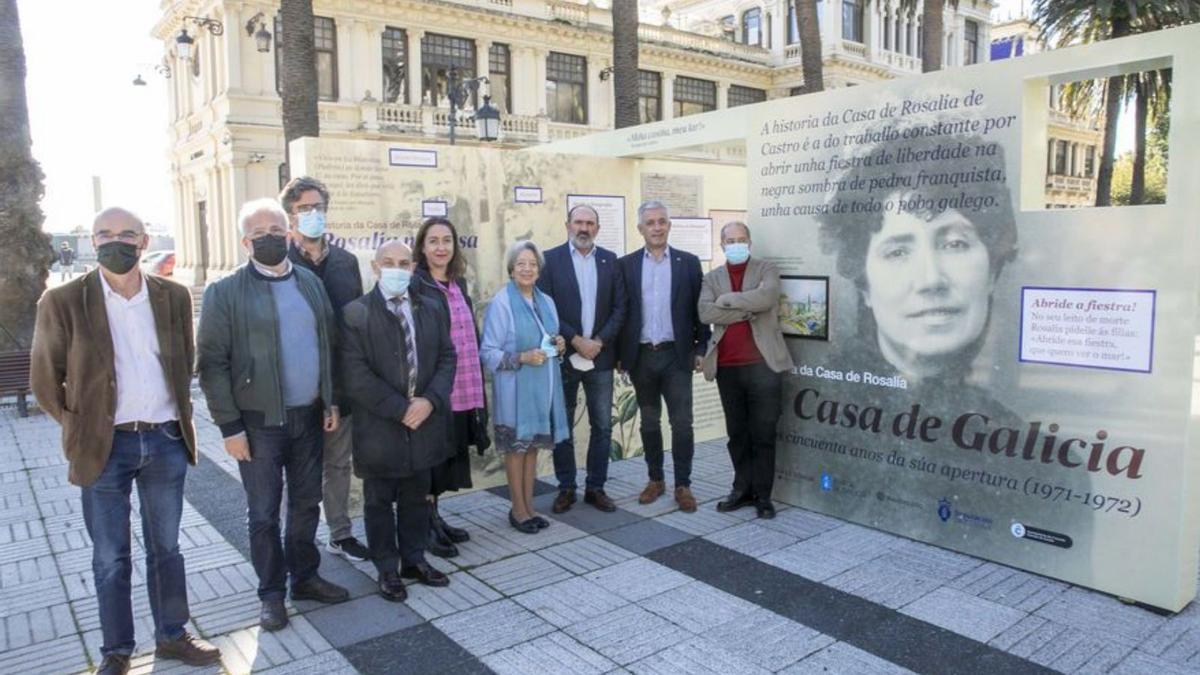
[0,351,32,417]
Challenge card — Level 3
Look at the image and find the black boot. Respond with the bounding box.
[433,503,470,544]
[427,509,459,558]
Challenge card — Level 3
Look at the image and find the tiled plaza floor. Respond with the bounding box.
[4,392,1200,674]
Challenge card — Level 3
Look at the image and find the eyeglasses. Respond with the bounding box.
[94,230,142,244]
[295,203,328,215]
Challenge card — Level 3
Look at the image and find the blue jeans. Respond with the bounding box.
[81,425,189,657]
[553,365,613,491]
[238,405,324,600]
[630,346,695,487]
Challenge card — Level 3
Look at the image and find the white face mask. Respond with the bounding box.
[378,267,412,297]
[297,210,326,239]
[724,242,750,264]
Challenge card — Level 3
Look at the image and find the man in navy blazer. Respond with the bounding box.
[617,201,710,513]
[538,204,627,514]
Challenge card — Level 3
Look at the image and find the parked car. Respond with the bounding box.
[141,250,175,277]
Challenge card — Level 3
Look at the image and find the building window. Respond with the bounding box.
[728,85,766,108]
[489,43,512,113]
[546,52,587,124]
[274,15,339,101]
[787,4,798,44]
[638,70,661,124]
[884,14,892,50]
[1084,146,1096,177]
[673,76,716,117]
[964,20,979,65]
[742,9,761,46]
[766,12,772,49]
[896,17,904,54]
[916,20,923,55]
[382,27,407,104]
[422,33,476,107]
[842,0,863,43]
[1054,140,1069,175]
[720,15,736,41]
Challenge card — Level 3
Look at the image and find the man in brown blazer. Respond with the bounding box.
[31,208,220,675]
[699,221,794,520]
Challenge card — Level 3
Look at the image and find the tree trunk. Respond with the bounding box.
[1131,75,1147,205]
[922,0,944,72]
[611,0,640,129]
[795,0,823,94]
[1095,17,1130,207]
[279,0,320,180]
[0,0,53,349]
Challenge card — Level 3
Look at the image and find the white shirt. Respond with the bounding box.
[100,272,177,425]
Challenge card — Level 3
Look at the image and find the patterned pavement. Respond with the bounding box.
[3,391,1200,674]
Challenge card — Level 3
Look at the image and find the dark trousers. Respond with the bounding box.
[554,364,614,491]
[81,425,189,657]
[630,345,694,487]
[239,405,324,600]
[363,470,432,573]
[716,362,782,500]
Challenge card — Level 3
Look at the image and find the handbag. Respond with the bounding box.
[469,405,491,455]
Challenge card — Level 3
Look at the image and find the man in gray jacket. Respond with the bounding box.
[197,198,348,632]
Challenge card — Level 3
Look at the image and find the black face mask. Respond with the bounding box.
[96,241,140,275]
[251,234,289,266]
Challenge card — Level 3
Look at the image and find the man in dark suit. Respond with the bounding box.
[31,208,220,675]
[617,200,710,513]
[341,241,456,601]
[538,204,627,513]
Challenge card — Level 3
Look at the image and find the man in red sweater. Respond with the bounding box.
[698,222,794,518]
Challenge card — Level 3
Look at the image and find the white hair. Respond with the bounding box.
[237,198,288,235]
[505,239,544,275]
[637,200,670,224]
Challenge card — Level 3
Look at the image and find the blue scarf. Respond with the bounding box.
[507,281,569,443]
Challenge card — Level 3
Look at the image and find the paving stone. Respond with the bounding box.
[762,540,863,582]
[304,593,422,648]
[468,551,573,596]
[704,520,799,559]
[653,506,744,537]
[946,561,1070,613]
[341,622,485,675]
[584,558,692,603]
[484,630,617,675]
[433,599,555,656]
[702,607,835,671]
[1110,649,1200,675]
[456,503,590,552]
[512,576,629,628]
[826,556,946,609]
[627,635,770,675]
[564,603,692,666]
[255,649,353,674]
[597,519,693,556]
[1152,624,1200,666]
[534,491,644,534]
[1034,587,1167,647]
[0,634,89,675]
[405,571,504,621]
[537,535,637,575]
[899,587,1025,642]
[783,641,915,674]
[880,540,982,581]
[190,592,271,636]
[439,524,526,569]
[437,488,513,515]
[639,580,759,633]
[988,614,1134,672]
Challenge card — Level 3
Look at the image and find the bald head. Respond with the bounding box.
[92,207,145,236]
[375,240,412,265]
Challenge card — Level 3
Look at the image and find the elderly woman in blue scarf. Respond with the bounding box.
[481,240,568,534]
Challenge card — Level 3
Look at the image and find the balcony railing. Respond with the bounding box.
[638,23,771,64]
[368,101,556,143]
[1045,174,1095,193]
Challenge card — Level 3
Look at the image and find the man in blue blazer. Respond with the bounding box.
[538,204,627,513]
[617,201,710,513]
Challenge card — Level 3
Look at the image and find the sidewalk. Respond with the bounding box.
[2,392,1199,674]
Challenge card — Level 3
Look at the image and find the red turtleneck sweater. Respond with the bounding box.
[717,261,764,367]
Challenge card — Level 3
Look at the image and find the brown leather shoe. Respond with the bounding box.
[584,489,617,512]
[96,654,130,675]
[552,489,577,514]
[638,480,666,504]
[155,631,221,666]
[674,486,697,513]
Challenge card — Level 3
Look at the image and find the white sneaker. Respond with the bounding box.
[325,537,369,562]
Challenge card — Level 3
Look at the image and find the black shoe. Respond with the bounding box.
[155,631,221,666]
[509,510,539,534]
[96,654,130,675]
[755,499,777,519]
[326,537,370,562]
[433,510,471,544]
[378,570,408,602]
[401,561,450,587]
[551,489,577,514]
[584,489,617,512]
[260,598,288,632]
[291,575,349,604]
[427,529,460,558]
[531,515,550,529]
[716,492,756,513]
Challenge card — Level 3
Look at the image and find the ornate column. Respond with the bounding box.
[407,29,424,105]
[336,19,354,103]
[662,72,676,121]
[716,80,729,110]
[223,2,242,94]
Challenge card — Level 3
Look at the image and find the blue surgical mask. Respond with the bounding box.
[540,334,558,360]
[724,243,750,265]
[378,267,412,298]
[297,210,326,239]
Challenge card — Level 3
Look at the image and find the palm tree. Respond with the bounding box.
[278,0,320,179]
[0,0,54,348]
[793,0,824,93]
[611,0,640,128]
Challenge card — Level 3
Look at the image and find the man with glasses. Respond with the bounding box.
[279,176,369,563]
[32,208,221,675]
[197,198,349,632]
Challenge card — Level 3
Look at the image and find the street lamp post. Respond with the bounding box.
[446,67,501,145]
